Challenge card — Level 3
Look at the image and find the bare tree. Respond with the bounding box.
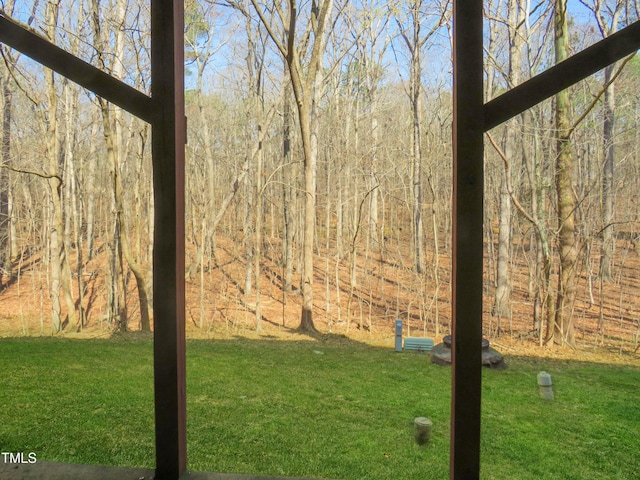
[394,0,449,274]
[281,76,296,294]
[548,0,577,347]
[248,0,337,331]
[42,0,78,332]
[491,0,528,325]
[578,0,626,282]
[0,0,17,287]
[92,0,151,331]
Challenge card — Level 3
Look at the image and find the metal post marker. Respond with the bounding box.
[395,319,403,352]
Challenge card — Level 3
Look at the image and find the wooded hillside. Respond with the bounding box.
[0,0,639,352]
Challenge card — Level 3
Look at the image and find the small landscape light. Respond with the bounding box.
[537,371,554,401]
[414,417,432,445]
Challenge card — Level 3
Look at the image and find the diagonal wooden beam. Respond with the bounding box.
[484,20,640,131]
[0,13,153,124]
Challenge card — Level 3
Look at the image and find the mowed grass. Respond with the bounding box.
[0,336,638,479]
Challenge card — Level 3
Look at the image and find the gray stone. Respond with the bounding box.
[430,337,507,369]
[429,342,452,366]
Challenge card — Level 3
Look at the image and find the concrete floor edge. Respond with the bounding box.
[0,461,329,480]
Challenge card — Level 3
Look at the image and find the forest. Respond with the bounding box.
[0,0,639,353]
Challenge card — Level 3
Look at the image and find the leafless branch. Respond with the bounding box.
[1,163,62,183]
[568,52,635,136]
[486,132,537,227]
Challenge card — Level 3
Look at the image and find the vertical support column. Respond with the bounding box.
[451,1,484,479]
[151,0,186,479]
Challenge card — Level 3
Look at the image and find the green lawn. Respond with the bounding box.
[0,336,638,479]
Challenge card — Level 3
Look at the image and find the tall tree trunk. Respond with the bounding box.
[244,17,265,332]
[410,13,424,275]
[63,79,86,328]
[492,0,523,321]
[368,94,380,249]
[103,112,150,331]
[85,122,98,260]
[254,121,263,332]
[525,114,546,334]
[8,178,17,265]
[92,0,151,331]
[298,99,317,331]
[0,0,17,289]
[253,0,335,332]
[282,80,295,293]
[493,174,511,322]
[427,173,440,337]
[599,65,615,282]
[242,93,254,303]
[0,65,12,286]
[45,0,77,332]
[549,0,576,347]
[583,0,622,285]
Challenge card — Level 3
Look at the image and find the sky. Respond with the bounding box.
[2,0,630,94]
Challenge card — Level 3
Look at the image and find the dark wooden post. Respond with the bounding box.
[451,1,484,478]
[151,1,187,479]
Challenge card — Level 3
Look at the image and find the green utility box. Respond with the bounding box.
[404,337,435,353]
